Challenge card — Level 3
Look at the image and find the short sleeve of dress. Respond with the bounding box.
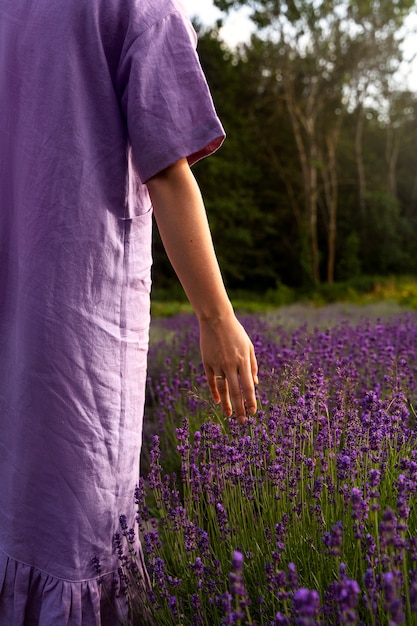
[118,10,225,183]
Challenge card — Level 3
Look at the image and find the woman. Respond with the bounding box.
[0,0,258,623]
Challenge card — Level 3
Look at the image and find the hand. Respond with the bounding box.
[148,159,258,422]
[199,313,258,424]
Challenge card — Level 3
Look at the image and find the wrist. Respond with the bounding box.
[196,299,235,328]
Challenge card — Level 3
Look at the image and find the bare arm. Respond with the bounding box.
[147,158,258,423]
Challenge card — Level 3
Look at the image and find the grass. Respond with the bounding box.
[151,275,417,318]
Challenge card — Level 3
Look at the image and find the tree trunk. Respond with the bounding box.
[355,103,366,216]
[264,144,303,228]
[322,122,341,284]
[386,123,400,198]
[309,139,320,284]
[284,74,321,284]
[284,74,321,283]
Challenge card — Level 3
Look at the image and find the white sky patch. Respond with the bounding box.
[181,0,255,46]
[181,0,223,25]
[400,12,417,92]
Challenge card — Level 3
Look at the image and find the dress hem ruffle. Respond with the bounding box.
[0,548,127,625]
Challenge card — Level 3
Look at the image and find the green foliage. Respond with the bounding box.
[337,232,362,281]
[150,275,417,318]
[361,191,411,274]
[151,3,417,294]
[303,275,417,307]
[192,27,273,290]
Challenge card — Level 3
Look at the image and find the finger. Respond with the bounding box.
[238,365,257,416]
[205,366,221,404]
[226,374,247,424]
[215,375,233,417]
[238,345,258,415]
[251,345,259,386]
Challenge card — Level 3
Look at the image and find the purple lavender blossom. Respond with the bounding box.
[118,312,417,623]
[383,571,405,624]
[396,474,411,520]
[410,569,417,613]
[148,435,163,491]
[323,520,343,557]
[324,576,360,624]
[216,503,230,540]
[221,553,251,624]
[350,487,369,539]
[337,453,353,482]
[379,508,402,566]
[364,567,378,614]
[221,592,233,625]
[287,562,299,590]
[292,588,320,624]
[369,468,381,488]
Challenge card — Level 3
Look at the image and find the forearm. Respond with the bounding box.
[147,158,234,323]
[147,158,258,422]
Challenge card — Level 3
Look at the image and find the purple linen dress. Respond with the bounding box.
[0,0,224,623]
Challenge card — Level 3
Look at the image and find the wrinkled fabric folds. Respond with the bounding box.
[0,550,126,625]
[0,0,225,623]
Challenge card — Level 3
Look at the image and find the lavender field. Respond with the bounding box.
[118,304,417,624]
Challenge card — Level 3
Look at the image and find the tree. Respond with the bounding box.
[193,25,277,290]
[214,0,417,284]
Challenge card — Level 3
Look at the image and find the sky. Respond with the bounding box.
[181,0,254,47]
[181,0,417,92]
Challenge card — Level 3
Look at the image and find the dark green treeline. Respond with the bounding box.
[153,0,417,292]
